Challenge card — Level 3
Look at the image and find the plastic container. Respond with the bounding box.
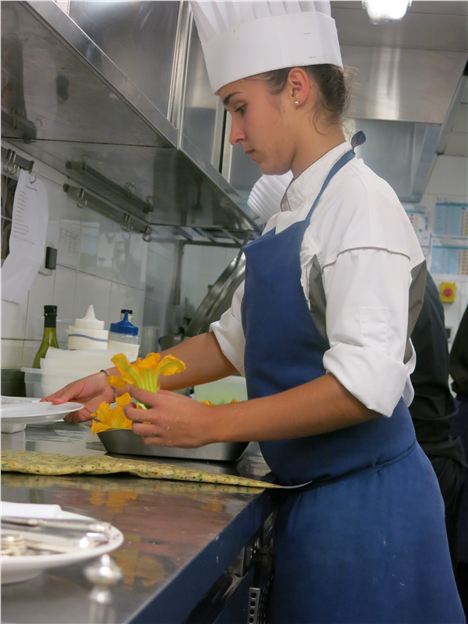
[108,310,140,360]
[67,305,108,350]
[23,354,114,397]
[41,347,113,371]
[24,346,117,397]
[22,368,78,398]
[193,376,248,405]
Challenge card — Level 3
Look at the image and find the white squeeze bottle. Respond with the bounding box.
[67,305,108,350]
[108,309,140,360]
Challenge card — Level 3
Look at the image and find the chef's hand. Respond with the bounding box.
[42,372,116,423]
[125,387,217,448]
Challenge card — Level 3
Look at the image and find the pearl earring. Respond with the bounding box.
[294,100,300,106]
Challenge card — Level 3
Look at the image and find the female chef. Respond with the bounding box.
[47,2,464,621]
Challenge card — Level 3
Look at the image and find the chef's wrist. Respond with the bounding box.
[211,403,239,443]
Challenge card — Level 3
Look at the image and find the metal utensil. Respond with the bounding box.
[1,528,109,554]
[1,516,111,533]
[1,533,27,556]
[85,555,122,624]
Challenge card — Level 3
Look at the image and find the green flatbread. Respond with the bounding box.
[1,450,278,489]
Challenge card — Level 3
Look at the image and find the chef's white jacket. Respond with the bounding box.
[211,141,426,417]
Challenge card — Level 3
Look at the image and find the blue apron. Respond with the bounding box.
[241,150,465,623]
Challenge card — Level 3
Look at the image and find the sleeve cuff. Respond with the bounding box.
[210,318,245,376]
[323,343,408,417]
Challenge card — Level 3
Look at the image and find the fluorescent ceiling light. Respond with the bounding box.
[362,0,412,24]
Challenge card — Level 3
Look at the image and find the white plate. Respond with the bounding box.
[2,511,124,584]
[1,397,83,423]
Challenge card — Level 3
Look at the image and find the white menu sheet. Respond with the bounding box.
[2,170,49,304]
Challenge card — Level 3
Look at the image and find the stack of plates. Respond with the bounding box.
[0,396,82,432]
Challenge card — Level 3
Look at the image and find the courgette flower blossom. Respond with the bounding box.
[90,352,186,433]
[108,352,186,393]
[91,392,133,433]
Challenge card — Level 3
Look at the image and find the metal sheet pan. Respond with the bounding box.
[98,430,247,462]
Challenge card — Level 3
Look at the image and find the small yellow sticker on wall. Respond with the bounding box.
[439,281,457,304]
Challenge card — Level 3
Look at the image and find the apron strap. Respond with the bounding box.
[305,148,355,224]
[351,130,366,150]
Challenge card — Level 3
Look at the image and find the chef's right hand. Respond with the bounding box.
[42,371,115,423]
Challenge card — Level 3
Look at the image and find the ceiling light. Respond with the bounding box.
[362,0,412,24]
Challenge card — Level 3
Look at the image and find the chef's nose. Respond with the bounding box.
[229,119,246,145]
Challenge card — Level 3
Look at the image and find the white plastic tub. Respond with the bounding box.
[22,368,81,398]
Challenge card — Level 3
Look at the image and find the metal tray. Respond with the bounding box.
[98,430,247,462]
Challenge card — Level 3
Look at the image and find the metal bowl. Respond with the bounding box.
[98,429,247,462]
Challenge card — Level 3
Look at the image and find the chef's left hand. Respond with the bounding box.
[125,386,217,448]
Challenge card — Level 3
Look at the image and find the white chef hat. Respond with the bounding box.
[247,172,293,225]
[191,1,342,93]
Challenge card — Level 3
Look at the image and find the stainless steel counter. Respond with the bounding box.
[2,423,273,623]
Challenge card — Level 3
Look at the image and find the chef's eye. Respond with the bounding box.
[235,105,246,116]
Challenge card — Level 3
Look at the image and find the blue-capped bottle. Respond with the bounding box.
[108,309,140,360]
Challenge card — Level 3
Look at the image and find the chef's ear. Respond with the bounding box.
[287,67,314,108]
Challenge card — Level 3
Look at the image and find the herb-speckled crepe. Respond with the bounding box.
[1,450,278,489]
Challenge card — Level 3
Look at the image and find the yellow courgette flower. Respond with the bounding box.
[90,392,133,433]
[109,352,186,393]
[91,352,186,434]
[111,353,143,387]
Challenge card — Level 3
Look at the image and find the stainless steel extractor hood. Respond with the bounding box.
[2,0,466,216]
[1,0,259,244]
[332,1,467,202]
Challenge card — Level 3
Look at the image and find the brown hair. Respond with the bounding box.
[260,65,350,125]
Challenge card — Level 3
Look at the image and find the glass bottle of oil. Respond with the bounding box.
[32,305,59,368]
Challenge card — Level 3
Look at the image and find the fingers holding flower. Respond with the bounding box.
[89,351,186,434]
[90,392,133,433]
[125,386,218,448]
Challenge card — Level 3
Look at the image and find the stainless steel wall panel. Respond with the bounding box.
[1,1,176,146]
[354,119,441,202]
[1,1,258,235]
[69,1,179,118]
[343,47,467,124]
[10,139,255,232]
[180,17,221,169]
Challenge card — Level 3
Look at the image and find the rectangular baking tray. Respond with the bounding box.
[98,430,247,462]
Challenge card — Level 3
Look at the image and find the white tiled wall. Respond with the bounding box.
[1,142,176,368]
[142,243,178,353]
[1,144,241,369]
